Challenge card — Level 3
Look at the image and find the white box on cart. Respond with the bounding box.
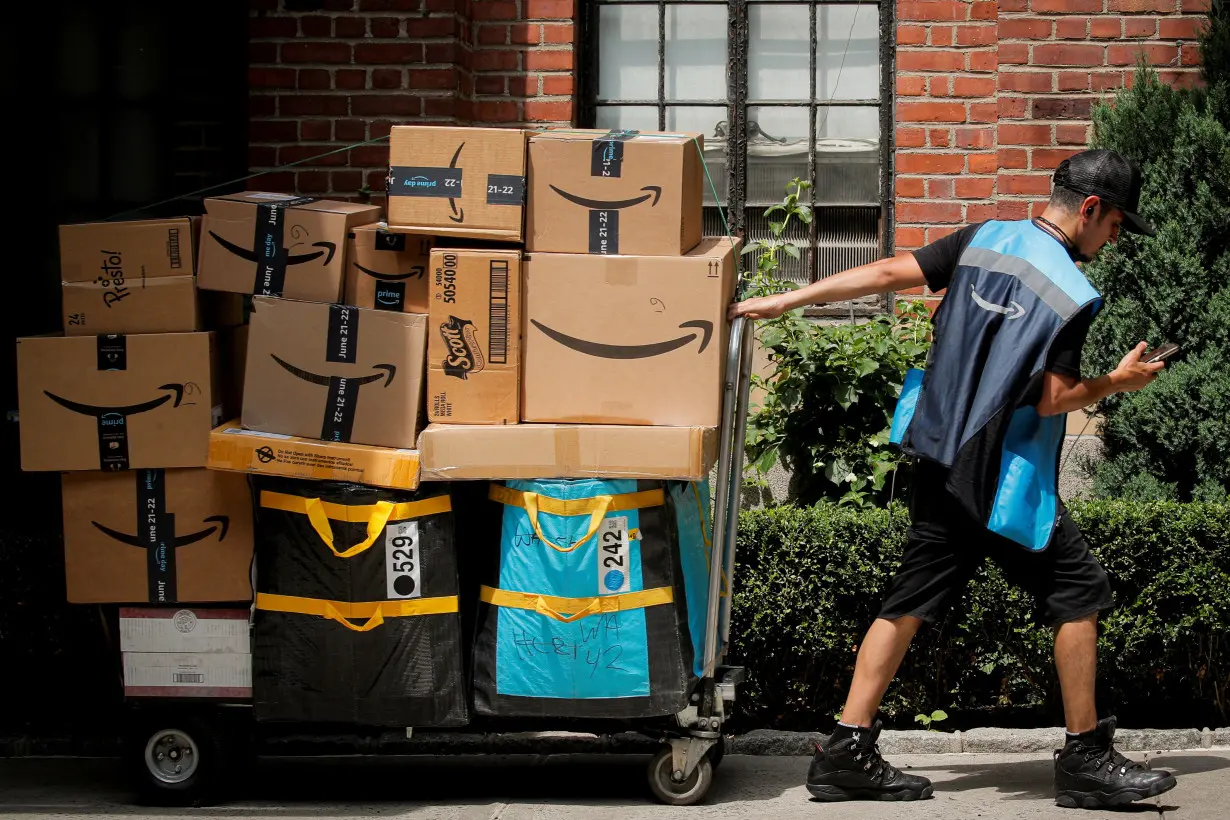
[119,608,250,654]
[120,608,251,699]
[123,652,252,699]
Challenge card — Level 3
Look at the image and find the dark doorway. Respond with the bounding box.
[0,0,247,738]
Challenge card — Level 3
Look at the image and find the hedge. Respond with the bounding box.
[729,500,1230,732]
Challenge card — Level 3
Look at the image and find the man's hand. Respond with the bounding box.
[728,294,788,321]
[1111,340,1166,392]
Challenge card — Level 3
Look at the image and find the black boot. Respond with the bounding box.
[1054,717,1177,808]
[807,720,933,802]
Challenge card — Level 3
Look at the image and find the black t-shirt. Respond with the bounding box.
[911,222,1092,380]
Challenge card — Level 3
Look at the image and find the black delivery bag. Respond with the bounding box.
[252,476,467,727]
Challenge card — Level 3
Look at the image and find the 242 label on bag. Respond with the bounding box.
[597,516,631,595]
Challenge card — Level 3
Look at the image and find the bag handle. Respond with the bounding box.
[522,492,614,553]
[304,498,395,559]
[533,594,602,624]
[322,601,385,632]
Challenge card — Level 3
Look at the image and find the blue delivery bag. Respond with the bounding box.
[473,478,722,719]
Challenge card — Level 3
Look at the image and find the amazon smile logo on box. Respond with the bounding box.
[530,319,712,359]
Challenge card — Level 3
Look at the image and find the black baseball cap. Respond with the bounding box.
[1053,149,1155,237]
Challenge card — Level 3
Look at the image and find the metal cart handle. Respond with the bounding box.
[702,315,755,679]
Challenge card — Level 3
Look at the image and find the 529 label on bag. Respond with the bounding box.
[597,516,631,595]
[385,521,422,600]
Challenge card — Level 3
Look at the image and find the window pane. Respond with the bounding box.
[667,106,728,206]
[746,106,809,206]
[598,4,658,101]
[816,105,879,141]
[749,4,810,101]
[664,4,727,101]
[817,2,880,100]
[816,107,880,205]
[595,106,660,132]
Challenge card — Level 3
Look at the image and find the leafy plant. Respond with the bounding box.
[740,180,933,507]
[914,709,949,731]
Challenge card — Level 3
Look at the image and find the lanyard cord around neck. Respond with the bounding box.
[1033,216,1078,256]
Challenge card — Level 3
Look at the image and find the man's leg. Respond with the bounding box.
[839,616,923,727]
[1005,510,1176,807]
[1053,612,1098,734]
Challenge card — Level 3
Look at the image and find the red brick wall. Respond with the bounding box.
[247,0,1207,264]
[894,0,1207,308]
[247,0,575,202]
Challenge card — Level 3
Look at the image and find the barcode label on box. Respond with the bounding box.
[173,673,205,684]
[489,260,508,365]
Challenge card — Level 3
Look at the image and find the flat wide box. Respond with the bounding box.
[522,238,739,426]
[387,126,527,242]
[64,276,198,336]
[345,223,431,313]
[17,332,218,472]
[62,469,254,604]
[119,608,251,653]
[208,421,421,490]
[526,130,704,256]
[242,298,427,449]
[428,248,521,424]
[123,652,252,699]
[199,192,380,301]
[60,218,199,335]
[418,423,717,481]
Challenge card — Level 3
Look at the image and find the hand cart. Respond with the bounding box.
[120,317,757,808]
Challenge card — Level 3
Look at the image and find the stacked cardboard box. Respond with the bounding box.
[192,194,435,492]
[16,125,733,722]
[407,126,734,480]
[16,218,255,616]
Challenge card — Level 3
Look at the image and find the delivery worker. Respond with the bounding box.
[728,149,1178,809]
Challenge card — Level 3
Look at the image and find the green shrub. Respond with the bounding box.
[740,181,933,508]
[729,500,1230,730]
[1080,54,1230,501]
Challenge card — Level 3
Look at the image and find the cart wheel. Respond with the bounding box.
[647,746,714,806]
[125,713,229,806]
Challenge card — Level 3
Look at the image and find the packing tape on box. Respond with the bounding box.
[554,425,581,473]
[251,197,318,297]
[602,257,639,287]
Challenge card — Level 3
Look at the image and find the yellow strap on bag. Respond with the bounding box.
[259,491,452,559]
[488,485,663,554]
[256,592,459,632]
[479,585,673,624]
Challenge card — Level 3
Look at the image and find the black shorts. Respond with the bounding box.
[878,459,1113,628]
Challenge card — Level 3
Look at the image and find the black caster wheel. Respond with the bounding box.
[124,711,233,806]
[647,745,714,806]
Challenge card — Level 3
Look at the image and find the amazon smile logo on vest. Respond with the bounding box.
[531,319,713,359]
[439,316,485,378]
[971,285,1026,319]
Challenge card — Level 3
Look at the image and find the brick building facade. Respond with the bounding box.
[248,0,1207,307]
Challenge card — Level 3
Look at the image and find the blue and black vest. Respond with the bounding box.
[889,220,1103,551]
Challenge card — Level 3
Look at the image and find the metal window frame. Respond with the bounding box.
[577,0,895,294]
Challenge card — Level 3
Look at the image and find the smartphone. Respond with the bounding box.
[1142,342,1180,363]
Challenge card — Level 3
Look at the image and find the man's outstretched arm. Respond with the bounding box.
[728,254,929,321]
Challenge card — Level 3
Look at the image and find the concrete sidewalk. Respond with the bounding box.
[1,749,1227,819]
